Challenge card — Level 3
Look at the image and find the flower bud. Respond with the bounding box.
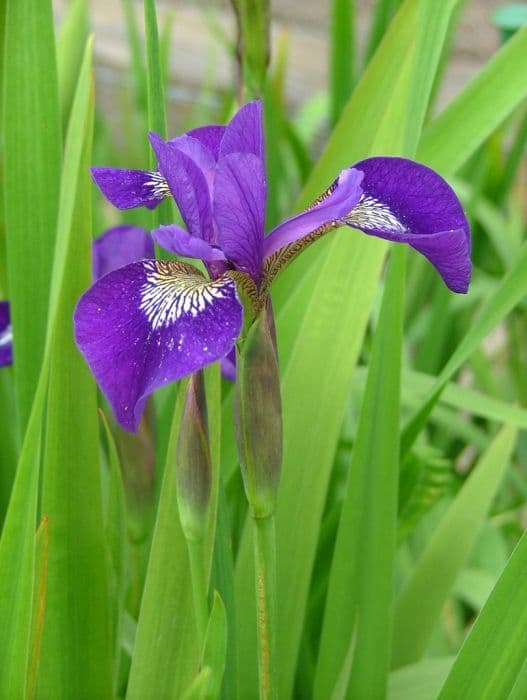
[233,305,282,518]
[176,371,212,541]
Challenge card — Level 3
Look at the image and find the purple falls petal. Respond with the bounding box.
[342,157,471,293]
[150,133,215,242]
[187,125,226,160]
[221,347,237,382]
[74,260,243,432]
[263,168,364,258]
[153,224,227,262]
[91,167,169,210]
[0,301,13,367]
[214,152,266,283]
[93,225,155,280]
[219,100,264,161]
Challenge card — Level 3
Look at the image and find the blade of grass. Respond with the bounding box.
[315,247,405,698]
[38,40,114,698]
[392,423,517,668]
[418,26,527,175]
[437,527,527,699]
[56,0,88,125]
[3,0,61,433]
[26,516,49,700]
[329,0,355,126]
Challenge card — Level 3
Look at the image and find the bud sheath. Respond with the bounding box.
[176,371,212,542]
[234,307,282,519]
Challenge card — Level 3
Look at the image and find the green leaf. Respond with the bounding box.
[418,26,527,175]
[127,385,199,699]
[56,0,88,125]
[314,247,405,697]
[388,658,454,700]
[392,423,517,668]
[438,527,527,699]
[329,0,355,126]
[201,591,228,700]
[401,242,527,456]
[0,366,48,699]
[3,0,61,432]
[38,40,114,698]
[26,517,49,700]
[143,0,167,148]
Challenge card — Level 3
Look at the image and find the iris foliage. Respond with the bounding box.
[1,0,527,698]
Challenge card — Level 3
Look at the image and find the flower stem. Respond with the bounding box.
[187,538,209,650]
[253,514,277,700]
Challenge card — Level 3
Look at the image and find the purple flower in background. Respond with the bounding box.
[77,100,471,431]
[0,302,13,367]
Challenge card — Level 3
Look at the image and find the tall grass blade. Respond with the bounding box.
[392,424,517,667]
[329,0,355,126]
[315,247,405,697]
[3,0,61,432]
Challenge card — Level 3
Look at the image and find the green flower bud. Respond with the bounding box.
[234,305,282,518]
[176,371,212,542]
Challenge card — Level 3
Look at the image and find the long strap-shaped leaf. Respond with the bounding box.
[437,521,527,699]
[392,423,517,668]
[314,246,405,698]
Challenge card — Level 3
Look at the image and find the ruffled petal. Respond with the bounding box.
[263,168,364,258]
[153,224,226,262]
[74,260,243,432]
[150,133,215,242]
[0,301,13,367]
[214,152,266,282]
[91,167,168,210]
[220,100,264,162]
[93,225,155,280]
[342,157,471,293]
[187,125,226,160]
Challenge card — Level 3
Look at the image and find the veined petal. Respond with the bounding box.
[91,167,168,210]
[187,125,226,160]
[0,301,13,367]
[342,157,471,293]
[153,224,226,262]
[167,134,217,190]
[93,225,155,280]
[214,152,266,282]
[263,168,364,258]
[220,100,264,161]
[150,133,215,242]
[74,260,243,432]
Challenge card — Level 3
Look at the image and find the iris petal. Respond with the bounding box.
[153,225,227,262]
[342,157,471,293]
[74,260,243,431]
[214,152,266,283]
[220,100,264,162]
[187,125,226,160]
[150,134,215,242]
[90,167,168,210]
[263,168,364,258]
[0,301,12,367]
[93,225,155,280]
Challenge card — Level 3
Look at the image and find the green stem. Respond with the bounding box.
[253,514,277,700]
[187,538,209,650]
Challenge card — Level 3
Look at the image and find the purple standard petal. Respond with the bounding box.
[342,157,471,293]
[150,133,215,242]
[74,260,243,432]
[93,225,155,280]
[187,125,226,160]
[167,134,217,191]
[214,152,266,282]
[91,167,169,210]
[0,301,13,367]
[263,168,364,258]
[153,224,226,262]
[220,100,264,162]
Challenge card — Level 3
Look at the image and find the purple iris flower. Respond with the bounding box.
[0,301,12,367]
[75,100,471,432]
